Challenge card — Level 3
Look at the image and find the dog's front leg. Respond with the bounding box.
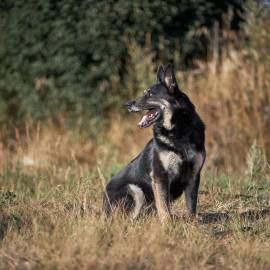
[184,174,200,217]
[184,152,205,217]
[151,172,171,224]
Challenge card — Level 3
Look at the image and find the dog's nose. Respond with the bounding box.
[124,100,137,112]
[124,100,134,108]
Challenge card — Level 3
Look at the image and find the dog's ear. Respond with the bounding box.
[164,64,178,92]
[156,65,164,83]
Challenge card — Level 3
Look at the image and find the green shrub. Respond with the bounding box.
[0,0,244,124]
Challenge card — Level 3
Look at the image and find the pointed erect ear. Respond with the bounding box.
[164,64,178,92]
[156,65,164,83]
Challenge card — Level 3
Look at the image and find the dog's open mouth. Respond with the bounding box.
[138,108,161,128]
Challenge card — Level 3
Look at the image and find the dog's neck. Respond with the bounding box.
[154,105,192,132]
[153,106,198,148]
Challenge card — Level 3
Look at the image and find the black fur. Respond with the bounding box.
[103,64,206,219]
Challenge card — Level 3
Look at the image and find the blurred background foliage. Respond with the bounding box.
[0,0,270,169]
[0,0,245,124]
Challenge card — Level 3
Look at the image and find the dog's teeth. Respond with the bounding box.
[138,115,148,127]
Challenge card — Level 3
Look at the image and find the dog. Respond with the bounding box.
[103,64,205,223]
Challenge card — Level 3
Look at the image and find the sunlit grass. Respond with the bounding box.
[0,135,269,269]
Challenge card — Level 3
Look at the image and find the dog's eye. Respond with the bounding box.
[144,89,149,95]
[144,89,152,97]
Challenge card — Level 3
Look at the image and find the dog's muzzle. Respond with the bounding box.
[124,101,141,112]
[125,101,162,129]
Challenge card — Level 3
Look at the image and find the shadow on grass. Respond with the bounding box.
[197,208,270,224]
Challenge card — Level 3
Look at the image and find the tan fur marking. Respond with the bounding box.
[161,99,173,129]
[128,184,145,219]
[165,76,173,89]
[150,171,171,223]
[143,99,172,129]
[159,150,183,180]
[156,134,174,147]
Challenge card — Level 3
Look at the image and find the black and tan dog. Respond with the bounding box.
[103,64,205,223]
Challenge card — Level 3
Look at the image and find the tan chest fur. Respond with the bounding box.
[158,150,183,179]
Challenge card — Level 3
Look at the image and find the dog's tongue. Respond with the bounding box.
[138,115,149,128]
[138,110,155,128]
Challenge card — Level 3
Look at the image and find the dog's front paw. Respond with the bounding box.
[158,212,172,225]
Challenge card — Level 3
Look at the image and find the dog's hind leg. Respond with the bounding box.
[103,182,146,218]
[128,184,146,219]
[103,183,132,216]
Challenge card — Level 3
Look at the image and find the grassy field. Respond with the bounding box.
[0,124,269,270]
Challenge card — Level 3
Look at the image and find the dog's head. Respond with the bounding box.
[126,64,188,129]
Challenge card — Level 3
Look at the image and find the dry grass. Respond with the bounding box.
[182,50,270,169]
[0,118,269,270]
